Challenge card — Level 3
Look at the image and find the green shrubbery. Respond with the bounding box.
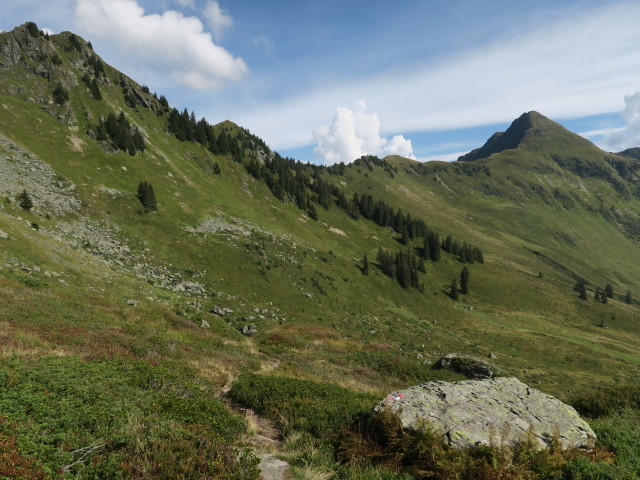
[0,356,259,479]
[348,349,464,384]
[228,373,377,438]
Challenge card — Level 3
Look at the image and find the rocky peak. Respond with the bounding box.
[457,111,570,162]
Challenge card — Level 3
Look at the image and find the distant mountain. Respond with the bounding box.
[617,147,640,160]
[457,111,610,162]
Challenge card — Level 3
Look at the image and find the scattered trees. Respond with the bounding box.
[376,247,423,290]
[25,22,41,38]
[92,111,145,155]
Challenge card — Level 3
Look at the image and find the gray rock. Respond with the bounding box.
[488,352,498,359]
[258,454,289,480]
[0,229,8,239]
[200,319,211,329]
[242,324,257,336]
[434,353,498,379]
[375,377,595,450]
[126,299,139,306]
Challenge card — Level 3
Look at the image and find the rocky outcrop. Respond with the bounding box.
[0,136,81,216]
[434,353,499,379]
[375,377,595,450]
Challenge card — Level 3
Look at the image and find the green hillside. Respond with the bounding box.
[0,22,639,479]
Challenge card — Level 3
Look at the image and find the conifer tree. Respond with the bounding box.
[16,189,33,210]
[52,83,69,105]
[625,290,633,305]
[422,235,431,261]
[90,79,102,100]
[429,233,441,262]
[575,278,587,300]
[605,284,613,299]
[450,278,459,300]
[362,253,369,276]
[460,266,469,295]
[137,181,157,212]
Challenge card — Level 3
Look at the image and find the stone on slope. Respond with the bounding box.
[258,454,289,480]
[375,377,595,450]
[434,353,499,379]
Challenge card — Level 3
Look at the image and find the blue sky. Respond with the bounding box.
[2,0,640,163]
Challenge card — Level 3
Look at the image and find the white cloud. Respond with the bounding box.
[73,0,247,90]
[598,92,640,152]
[312,101,415,165]
[233,3,640,151]
[42,27,55,35]
[203,1,232,40]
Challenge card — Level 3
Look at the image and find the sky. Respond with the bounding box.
[2,0,640,164]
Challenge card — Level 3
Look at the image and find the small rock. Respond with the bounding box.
[434,353,499,379]
[0,229,9,239]
[200,319,210,329]
[126,299,139,306]
[258,453,289,480]
[241,324,257,336]
[488,352,498,359]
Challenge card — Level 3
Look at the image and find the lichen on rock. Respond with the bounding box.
[375,377,595,450]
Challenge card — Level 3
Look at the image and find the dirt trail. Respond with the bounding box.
[216,350,287,474]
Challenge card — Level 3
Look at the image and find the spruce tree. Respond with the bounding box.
[450,278,459,300]
[460,266,469,295]
[137,181,157,212]
[90,79,102,100]
[362,253,369,276]
[605,284,614,299]
[625,290,633,305]
[575,278,587,300]
[422,235,431,261]
[16,189,33,210]
[52,83,69,105]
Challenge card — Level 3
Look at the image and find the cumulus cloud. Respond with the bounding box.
[73,0,247,90]
[599,92,640,151]
[203,1,232,40]
[312,101,416,165]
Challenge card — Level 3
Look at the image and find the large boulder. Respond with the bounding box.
[375,377,595,450]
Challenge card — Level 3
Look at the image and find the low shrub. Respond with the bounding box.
[228,373,377,438]
[570,385,640,418]
[0,355,258,479]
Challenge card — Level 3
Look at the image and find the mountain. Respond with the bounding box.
[0,23,639,479]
